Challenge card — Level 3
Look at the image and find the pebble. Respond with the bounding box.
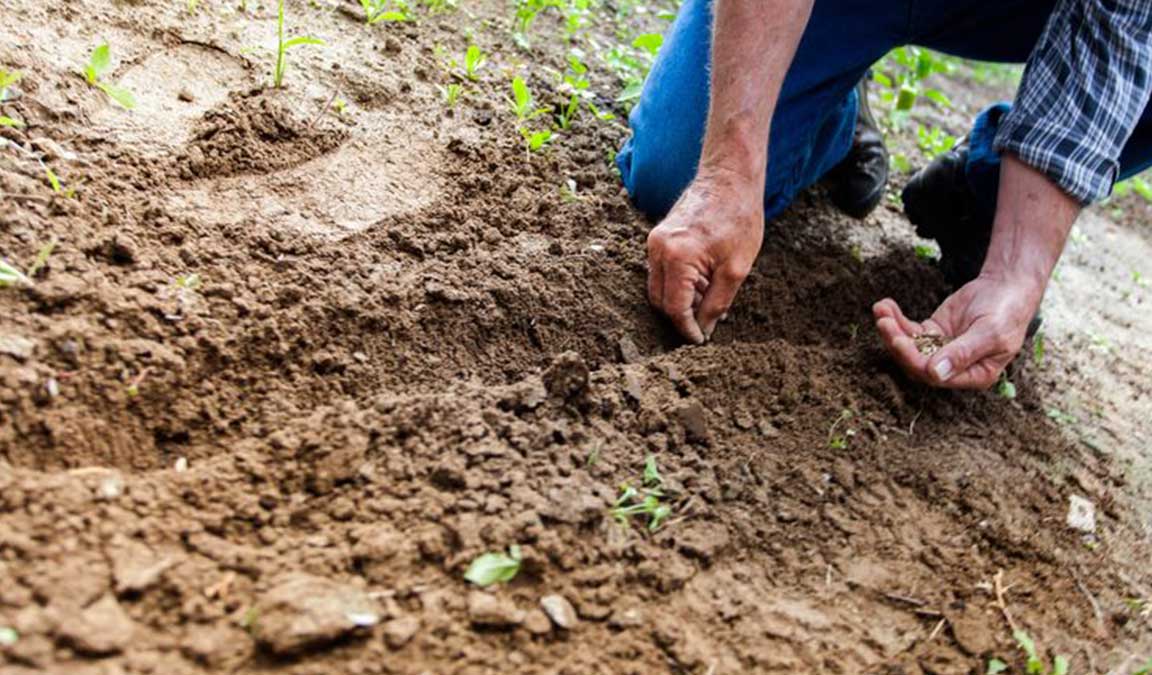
[0,335,35,362]
[522,609,552,635]
[252,574,381,655]
[467,592,524,628]
[382,615,420,649]
[539,595,577,630]
[56,595,136,655]
[1066,495,1096,533]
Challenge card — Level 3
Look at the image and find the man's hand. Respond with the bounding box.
[873,272,1043,388]
[647,170,764,343]
[874,155,1079,389]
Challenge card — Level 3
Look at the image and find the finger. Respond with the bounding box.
[875,316,929,381]
[647,250,664,309]
[926,326,1008,388]
[692,276,709,310]
[662,260,706,344]
[872,298,923,337]
[696,264,745,339]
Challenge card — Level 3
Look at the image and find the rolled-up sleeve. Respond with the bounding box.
[993,0,1152,204]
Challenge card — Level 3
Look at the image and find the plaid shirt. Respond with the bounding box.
[994,0,1152,204]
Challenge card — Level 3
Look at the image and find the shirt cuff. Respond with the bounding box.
[992,113,1119,205]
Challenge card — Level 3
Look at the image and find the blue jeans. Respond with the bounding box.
[617,0,1152,221]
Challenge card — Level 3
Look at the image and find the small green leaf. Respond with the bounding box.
[985,658,1008,675]
[631,33,663,56]
[88,43,112,83]
[464,549,521,587]
[512,76,530,111]
[996,376,1017,400]
[44,166,62,193]
[0,259,32,288]
[283,36,326,48]
[368,10,407,23]
[922,88,952,108]
[1052,655,1070,675]
[0,116,23,128]
[0,626,17,646]
[895,83,918,111]
[643,454,662,487]
[96,81,136,110]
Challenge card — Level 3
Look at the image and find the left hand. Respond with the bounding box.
[872,273,1044,389]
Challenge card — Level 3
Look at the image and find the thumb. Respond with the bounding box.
[696,264,746,340]
[926,325,1001,388]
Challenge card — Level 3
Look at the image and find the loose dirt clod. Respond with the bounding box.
[467,592,524,628]
[56,595,136,656]
[251,575,380,655]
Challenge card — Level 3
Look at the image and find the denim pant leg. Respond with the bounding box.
[616,0,905,221]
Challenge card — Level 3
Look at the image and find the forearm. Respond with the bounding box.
[699,0,814,190]
[981,154,1081,294]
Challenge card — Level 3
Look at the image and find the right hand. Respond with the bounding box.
[646,169,765,344]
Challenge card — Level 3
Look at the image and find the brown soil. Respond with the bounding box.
[2,1,1150,674]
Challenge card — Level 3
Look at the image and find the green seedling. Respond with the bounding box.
[359,0,410,23]
[632,32,663,57]
[828,409,855,449]
[1011,630,1070,675]
[508,76,547,121]
[0,116,22,128]
[0,68,22,102]
[0,259,31,288]
[1046,408,1078,425]
[996,374,1017,400]
[611,456,673,532]
[986,659,1008,674]
[0,627,16,647]
[274,0,325,88]
[42,164,75,198]
[1032,331,1045,366]
[83,44,136,110]
[556,94,579,130]
[26,238,57,279]
[520,127,552,154]
[439,83,462,107]
[464,545,522,587]
[463,44,486,80]
[916,123,957,159]
[914,243,938,261]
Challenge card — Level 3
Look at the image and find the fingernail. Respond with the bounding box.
[933,358,954,381]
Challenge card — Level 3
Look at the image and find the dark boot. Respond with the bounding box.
[825,76,889,219]
[902,140,1043,337]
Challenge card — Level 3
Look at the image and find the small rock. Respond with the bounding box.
[539,595,577,630]
[177,89,196,103]
[0,335,35,361]
[252,574,380,655]
[522,609,552,635]
[1067,495,1096,533]
[608,607,644,629]
[56,594,135,656]
[617,336,642,364]
[382,615,420,649]
[467,592,524,629]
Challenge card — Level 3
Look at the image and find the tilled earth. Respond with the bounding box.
[1,1,1150,673]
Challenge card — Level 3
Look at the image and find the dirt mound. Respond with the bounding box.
[1,0,1150,673]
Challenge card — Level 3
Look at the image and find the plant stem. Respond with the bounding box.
[275,0,286,88]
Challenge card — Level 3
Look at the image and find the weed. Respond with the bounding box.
[556,94,579,129]
[916,123,957,159]
[585,440,602,466]
[996,374,1017,400]
[872,47,952,128]
[0,116,23,128]
[463,44,486,80]
[274,0,325,88]
[42,164,75,198]
[1045,408,1078,425]
[642,453,663,487]
[464,545,522,587]
[1112,174,1152,203]
[84,44,136,110]
[828,409,855,449]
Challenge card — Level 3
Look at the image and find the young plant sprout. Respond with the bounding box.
[439,83,462,107]
[359,0,410,24]
[26,238,57,279]
[827,409,855,449]
[274,0,325,88]
[463,44,486,80]
[0,68,20,101]
[0,116,21,128]
[610,455,673,532]
[520,127,552,154]
[464,545,521,587]
[508,76,547,121]
[0,259,31,288]
[84,44,136,110]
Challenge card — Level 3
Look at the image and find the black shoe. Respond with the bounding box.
[902,140,1043,338]
[824,76,889,219]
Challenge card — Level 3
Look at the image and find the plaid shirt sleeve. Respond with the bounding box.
[993,0,1152,204]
